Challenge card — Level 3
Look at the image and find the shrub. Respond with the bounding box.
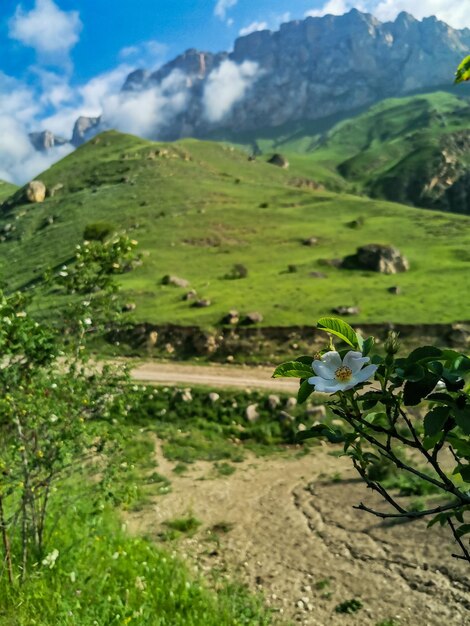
[83,221,116,242]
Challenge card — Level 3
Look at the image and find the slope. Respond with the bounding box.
[1,130,469,326]
[0,180,18,202]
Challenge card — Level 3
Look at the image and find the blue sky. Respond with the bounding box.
[0,0,466,183]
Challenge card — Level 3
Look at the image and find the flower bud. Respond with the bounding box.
[385,330,400,356]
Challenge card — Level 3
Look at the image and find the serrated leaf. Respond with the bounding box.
[423,406,449,436]
[273,361,313,379]
[298,379,314,405]
[317,317,358,349]
[362,336,374,357]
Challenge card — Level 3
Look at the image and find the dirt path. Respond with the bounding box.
[130,361,299,392]
[126,438,470,626]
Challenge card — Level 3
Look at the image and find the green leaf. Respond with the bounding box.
[403,363,426,382]
[406,346,443,363]
[362,336,374,357]
[455,55,470,84]
[423,406,450,436]
[295,356,315,366]
[273,361,313,379]
[296,425,344,443]
[317,317,359,349]
[456,524,470,539]
[452,406,470,435]
[457,465,470,483]
[403,373,440,406]
[298,379,314,404]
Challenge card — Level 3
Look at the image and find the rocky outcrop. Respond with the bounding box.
[342,244,410,274]
[117,10,470,139]
[29,131,68,152]
[71,116,102,147]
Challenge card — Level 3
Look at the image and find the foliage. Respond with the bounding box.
[455,56,470,84]
[274,317,470,564]
[83,221,116,242]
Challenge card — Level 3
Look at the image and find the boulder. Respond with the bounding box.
[25,180,46,203]
[242,312,264,325]
[48,183,64,197]
[302,237,318,246]
[388,286,402,295]
[306,405,327,419]
[182,289,198,301]
[342,244,410,274]
[162,275,190,288]
[277,410,295,423]
[332,306,360,316]
[208,392,220,403]
[268,153,289,169]
[221,310,240,325]
[285,397,297,410]
[192,298,211,308]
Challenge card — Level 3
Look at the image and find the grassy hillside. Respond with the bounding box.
[1,130,469,326]
[0,180,17,202]
[245,91,470,213]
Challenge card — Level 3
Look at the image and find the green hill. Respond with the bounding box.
[241,91,470,214]
[1,130,469,327]
[0,180,17,202]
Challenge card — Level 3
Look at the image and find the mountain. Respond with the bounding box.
[240,90,470,214]
[29,131,69,152]
[112,9,469,141]
[1,130,469,328]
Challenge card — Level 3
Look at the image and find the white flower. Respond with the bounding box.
[42,549,59,569]
[308,351,378,393]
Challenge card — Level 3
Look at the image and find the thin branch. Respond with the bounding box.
[354,499,461,520]
[448,518,470,564]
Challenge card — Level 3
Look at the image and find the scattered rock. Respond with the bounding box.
[302,237,318,246]
[332,306,360,316]
[318,258,342,268]
[242,312,264,325]
[193,333,219,354]
[48,183,64,197]
[447,324,469,347]
[221,310,240,325]
[208,392,220,403]
[122,302,137,312]
[347,217,365,229]
[309,271,327,279]
[161,275,190,288]
[306,405,327,419]
[182,289,198,301]
[245,404,260,423]
[25,180,46,203]
[192,298,212,308]
[285,397,297,410]
[181,388,192,403]
[147,331,158,348]
[165,342,175,354]
[267,395,281,410]
[342,244,410,274]
[278,410,295,423]
[388,286,401,295]
[268,153,289,169]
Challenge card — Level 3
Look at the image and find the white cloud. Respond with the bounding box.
[119,40,168,68]
[239,21,269,37]
[102,70,190,138]
[9,0,82,60]
[305,0,470,28]
[203,60,259,123]
[214,0,238,21]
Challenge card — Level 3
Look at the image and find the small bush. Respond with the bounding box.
[226,263,248,279]
[83,221,116,242]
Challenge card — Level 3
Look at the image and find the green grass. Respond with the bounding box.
[0,180,17,202]
[0,128,469,327]
[164,515,202,534]
[0,496,272,626]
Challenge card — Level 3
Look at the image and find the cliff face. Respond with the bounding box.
[116,10,470,140]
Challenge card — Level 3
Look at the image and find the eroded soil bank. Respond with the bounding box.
[126,438,470,626]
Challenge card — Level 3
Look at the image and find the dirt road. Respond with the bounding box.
[126,438,470,626]
[130,360,299,393]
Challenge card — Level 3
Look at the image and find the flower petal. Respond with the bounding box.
[351,364,378,385]
[343,351,370,374]
[308,376,343,393]
[312,351,342,378]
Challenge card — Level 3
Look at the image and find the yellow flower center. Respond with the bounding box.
[335,366,353,382]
